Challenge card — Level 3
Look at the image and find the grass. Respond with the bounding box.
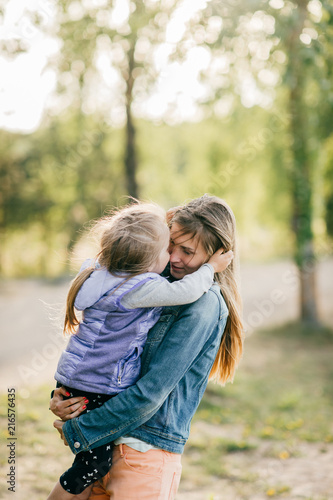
[1,323,333,499]
[181,323,333,498]
[194,324,333,443]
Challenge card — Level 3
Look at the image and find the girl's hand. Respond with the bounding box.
[49,386,87,420]
[53,420,69,446]
[208,249,233,273]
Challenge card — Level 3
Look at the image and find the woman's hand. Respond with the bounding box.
[49,386,87,421]
[53,420,69,446]
[208,249,234,273]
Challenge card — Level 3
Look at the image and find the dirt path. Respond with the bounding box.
[0,259,332,500]
[177,418,333,500]
[176,442,333,500]
[0,278,69,392]
[1,258,332,393]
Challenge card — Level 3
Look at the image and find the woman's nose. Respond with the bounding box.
[169,247,181,262]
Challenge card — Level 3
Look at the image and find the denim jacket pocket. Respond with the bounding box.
[146,308,180,343]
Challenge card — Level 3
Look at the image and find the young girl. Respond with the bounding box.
[48,202,233,500]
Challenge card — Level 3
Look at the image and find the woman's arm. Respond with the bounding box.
[62,289,227,455]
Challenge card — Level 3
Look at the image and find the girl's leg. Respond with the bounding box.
[58,444,112,497]
[103,444,182,500]
[47,481,93,500]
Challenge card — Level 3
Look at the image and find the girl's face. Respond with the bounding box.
[169,222,209,279]
[149,227,171,275]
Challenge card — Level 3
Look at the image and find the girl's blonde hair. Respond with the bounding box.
[64,203,169,335]
[170,194,243,385]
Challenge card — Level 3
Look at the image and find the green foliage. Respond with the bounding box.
[0,0,332,277]
[0,112,125,275]
[1,101,331,276]
[199,0,333,321]
[139,108,293,258]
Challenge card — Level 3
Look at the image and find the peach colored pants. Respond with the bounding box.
[88,444,182,500]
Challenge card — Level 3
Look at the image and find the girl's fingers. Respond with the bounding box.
[216,248,233,256]
[208,248,234,272]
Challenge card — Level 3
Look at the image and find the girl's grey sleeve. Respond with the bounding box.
[122,263,214,308]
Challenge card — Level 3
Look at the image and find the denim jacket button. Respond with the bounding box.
[74,442,81,449]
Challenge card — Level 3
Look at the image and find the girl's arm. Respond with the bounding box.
[122,249,233,309]
[62,289,228,454]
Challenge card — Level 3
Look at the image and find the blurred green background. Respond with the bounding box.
[1,0,332,285]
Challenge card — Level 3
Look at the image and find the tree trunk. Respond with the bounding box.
[0,226,5,276]
[124,45,139,200]
[288,0,319,324]
[299,241,318,321]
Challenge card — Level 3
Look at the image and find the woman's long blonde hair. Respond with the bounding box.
[64,203,168,335]
[170,194,243,385]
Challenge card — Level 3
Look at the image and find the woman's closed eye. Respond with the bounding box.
[180,245,195,256]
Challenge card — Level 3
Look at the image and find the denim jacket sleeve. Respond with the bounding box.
[62,288,227,454]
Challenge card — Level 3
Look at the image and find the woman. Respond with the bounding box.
[50,194,243,500]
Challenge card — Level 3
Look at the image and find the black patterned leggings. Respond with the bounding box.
[56,385,114,495]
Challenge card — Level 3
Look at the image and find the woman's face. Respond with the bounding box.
[169,222,209,279]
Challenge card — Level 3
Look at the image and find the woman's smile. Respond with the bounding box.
[170,263,184,275]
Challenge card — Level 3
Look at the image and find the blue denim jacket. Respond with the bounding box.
[63,284,228,454]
